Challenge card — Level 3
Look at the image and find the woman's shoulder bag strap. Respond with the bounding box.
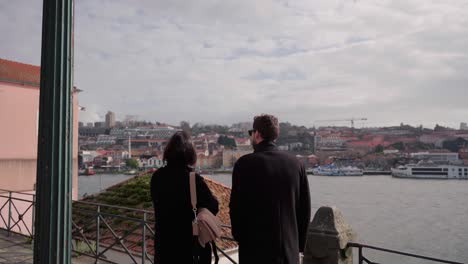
[189,172,199,236]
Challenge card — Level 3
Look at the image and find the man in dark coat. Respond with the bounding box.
[229,114,311,264]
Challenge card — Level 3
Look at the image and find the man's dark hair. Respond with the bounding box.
[163,131,197,166]
[253,114,279,141]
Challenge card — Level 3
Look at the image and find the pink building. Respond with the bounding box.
[0,58,79,199]
[346,135,389,149]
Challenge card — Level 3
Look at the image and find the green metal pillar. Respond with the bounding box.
[34,0,74,263]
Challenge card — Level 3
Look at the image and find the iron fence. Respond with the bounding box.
[347,242,464,264]
[72,200,155,263]
[0,190,238,264]
[1,190,463,264]
[0,190,36,238]
[72,201,239,264]
[217,224,238,264]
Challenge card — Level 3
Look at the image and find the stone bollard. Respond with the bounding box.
[303,206,355,264]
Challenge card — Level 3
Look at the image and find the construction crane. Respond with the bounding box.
[314,117,368,128]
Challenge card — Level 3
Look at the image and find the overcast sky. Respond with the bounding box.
[1,0,468,128]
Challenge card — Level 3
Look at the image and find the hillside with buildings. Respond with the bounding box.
[78,115,468,172]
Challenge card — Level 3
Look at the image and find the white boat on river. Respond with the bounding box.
[392,163,468,179]
[312,164,363,176]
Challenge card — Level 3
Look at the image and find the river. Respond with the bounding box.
[206,174,468,263]
[78,174,135,198]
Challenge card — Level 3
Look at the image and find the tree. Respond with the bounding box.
[442,137,467,152]
[391,142,405,151]
[434,124,454,132]
[126,158,139,169]
[374,144,384,153]
[217,135,237,148]
[279,122,292,138]
[180,121,191,134]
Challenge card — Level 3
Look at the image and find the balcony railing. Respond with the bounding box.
[0,190,238,264]
[72,200,155,263]
[0,189,463,264]
[347,242,464,264]
[0,190,35,238]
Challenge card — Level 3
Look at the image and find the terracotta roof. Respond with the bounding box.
[75,174,238,261]
[0,58,40,87]
[204,177,238,250]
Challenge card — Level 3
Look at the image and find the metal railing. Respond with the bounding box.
[217,224,238,264]
[72,201,239,264]
[1,191,463,264]
[0,190,238,264]
[0,190,36,238]
[347,242,464,264]
[2,191,464,264]
[72,200,156,263]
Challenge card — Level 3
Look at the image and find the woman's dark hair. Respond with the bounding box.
[253,114,279,141]
[163,131,197,166]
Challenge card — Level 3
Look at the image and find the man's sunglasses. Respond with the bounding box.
[248,129,256,136]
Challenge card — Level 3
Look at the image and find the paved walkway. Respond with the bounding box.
[0,230,95,264]
[0,230,154,264]
[0,230,237,263]
[0,230,32,264]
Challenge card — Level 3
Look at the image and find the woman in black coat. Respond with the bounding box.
[151,131,219,264]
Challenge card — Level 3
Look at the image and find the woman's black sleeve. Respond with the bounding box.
[150,171,159,210]
[195,174,219,215]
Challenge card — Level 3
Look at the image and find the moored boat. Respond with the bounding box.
[81,167,96,176]
[391,163,468,179]
[125,170,137,175]
[312,164,363,176]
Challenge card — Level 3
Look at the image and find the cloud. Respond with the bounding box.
[2,0,468,128]
[243,68,307,81]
